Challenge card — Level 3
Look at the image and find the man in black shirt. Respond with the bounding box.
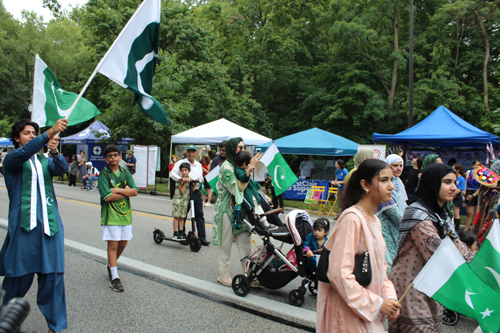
[404,156,423,202]
[209,140,227,171]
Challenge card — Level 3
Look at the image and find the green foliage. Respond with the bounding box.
[0,0,498,156]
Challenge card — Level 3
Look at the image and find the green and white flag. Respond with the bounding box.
[205,165,220,195]
[413,237,500,333]
[31,55,100,127]
[470,220,500,292]
[260,143,298,197]
[97,0,168,124]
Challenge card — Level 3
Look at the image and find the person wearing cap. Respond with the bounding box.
[125,149,136,179]
[170,145,210,246]
[82,161,99,190]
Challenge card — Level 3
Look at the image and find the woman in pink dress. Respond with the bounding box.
[317,159,401,333]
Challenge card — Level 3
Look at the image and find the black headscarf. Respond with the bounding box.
[225,137,243,167]
[397,163,458,253]
[416,163,456,218]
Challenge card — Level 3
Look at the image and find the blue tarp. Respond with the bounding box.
[60,121,133,145]
[0,137,13,146]
[256,128,359,156]
[372,105,500,147]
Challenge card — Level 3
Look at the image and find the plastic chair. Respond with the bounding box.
[306,186,325,214]
[320,185,338,218]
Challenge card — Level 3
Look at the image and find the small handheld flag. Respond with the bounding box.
[260,143,297,196]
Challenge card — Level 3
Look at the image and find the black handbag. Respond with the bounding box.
[317,212,372,286]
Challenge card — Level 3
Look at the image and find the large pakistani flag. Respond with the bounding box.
[31,55,100,127]
[469,220,500,293]
[205,165,220,195]
[97,0,168,124]
[260,143,298,196]
[413,237,500,333]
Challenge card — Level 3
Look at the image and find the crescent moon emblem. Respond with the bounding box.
[485,267,500,289]
[274,165,282,189]
[46,197,54,206]
[465,290,477,310]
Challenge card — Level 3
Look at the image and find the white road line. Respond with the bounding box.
[0,218,316,328]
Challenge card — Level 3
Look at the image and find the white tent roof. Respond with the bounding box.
[171,118,271,146]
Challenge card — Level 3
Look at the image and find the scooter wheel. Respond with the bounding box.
[442,308,459,325]
[189,237,201,252]
[308,280,318,295]
[289,289,305,307]
[153,229,164,244]
[232,275,250,297]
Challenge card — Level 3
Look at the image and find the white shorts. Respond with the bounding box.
[102,225,133,241]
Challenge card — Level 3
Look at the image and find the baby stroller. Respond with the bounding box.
[231,195,317,307]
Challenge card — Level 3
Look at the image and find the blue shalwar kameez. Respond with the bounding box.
[0,132,68,332]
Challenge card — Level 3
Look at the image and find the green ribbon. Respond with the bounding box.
[20,154,58,236]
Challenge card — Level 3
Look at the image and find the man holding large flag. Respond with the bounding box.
[0,118,69,333]
[32,55,100,127]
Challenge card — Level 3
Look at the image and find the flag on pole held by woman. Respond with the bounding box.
[412,237,500,333]
[97,0,168,124]
[31,55,100,127]
[260,143,297,196]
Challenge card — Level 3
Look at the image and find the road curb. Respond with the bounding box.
[0,218,316,329]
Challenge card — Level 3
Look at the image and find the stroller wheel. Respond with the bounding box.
[308,280,318,295]
[153,229,164,244]
[442,308,459,326]
[289,289,305,307]
[189,236,201,252]
[232,275,250,297]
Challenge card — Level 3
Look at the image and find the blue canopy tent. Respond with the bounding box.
[372,106,500,148]
[60,121,133,171]
[0,137,13,146]
[256,128,359,156]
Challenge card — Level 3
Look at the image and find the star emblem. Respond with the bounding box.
[119,201,127,209]
[57,88,64,95]
[280,174,285,180]
[480,308,494,319]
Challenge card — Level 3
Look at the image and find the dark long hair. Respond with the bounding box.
[454,164,466,178]
[341,159,391,211]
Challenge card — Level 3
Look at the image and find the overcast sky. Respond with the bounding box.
[3,0,87,21]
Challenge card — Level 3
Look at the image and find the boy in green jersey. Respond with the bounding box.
[98,145,138,292]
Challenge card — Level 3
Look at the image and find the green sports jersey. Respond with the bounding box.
[98,166,138,226]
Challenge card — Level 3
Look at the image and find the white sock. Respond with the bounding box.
[110,266,119,280]
[261,219,270,227]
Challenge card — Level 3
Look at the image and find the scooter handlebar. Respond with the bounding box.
[264,208,283,216]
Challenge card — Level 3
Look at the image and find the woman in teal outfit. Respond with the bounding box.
[0,118,68,333]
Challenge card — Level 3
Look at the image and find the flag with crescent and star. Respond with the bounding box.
[97,0,168,124]
[260,143,297,197]
[31,55,100,127]
[413,237,500,333]
[469,219,500,293]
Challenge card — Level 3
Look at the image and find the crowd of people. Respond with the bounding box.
[2,117,498,333]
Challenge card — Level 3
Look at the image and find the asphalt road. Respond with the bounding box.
[0,181,480,332]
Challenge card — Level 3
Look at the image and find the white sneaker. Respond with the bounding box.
[204,202,212,207]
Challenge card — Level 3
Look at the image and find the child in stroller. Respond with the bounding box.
[231,195,319,307]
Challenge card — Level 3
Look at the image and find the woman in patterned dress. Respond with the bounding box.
[317,159,400,333]
[212,138,260,286]
[388,164,474,332]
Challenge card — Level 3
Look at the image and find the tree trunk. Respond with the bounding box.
[473,8,490,112]
[389,6,399,109]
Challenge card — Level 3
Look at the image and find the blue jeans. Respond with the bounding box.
[88,176,99,189]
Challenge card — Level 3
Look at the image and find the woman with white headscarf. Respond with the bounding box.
[375,154,408,274]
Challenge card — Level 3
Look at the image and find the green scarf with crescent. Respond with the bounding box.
[20,154,58,236]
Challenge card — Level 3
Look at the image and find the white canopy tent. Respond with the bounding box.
[170,118,271,161]
[171,118,271,145]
